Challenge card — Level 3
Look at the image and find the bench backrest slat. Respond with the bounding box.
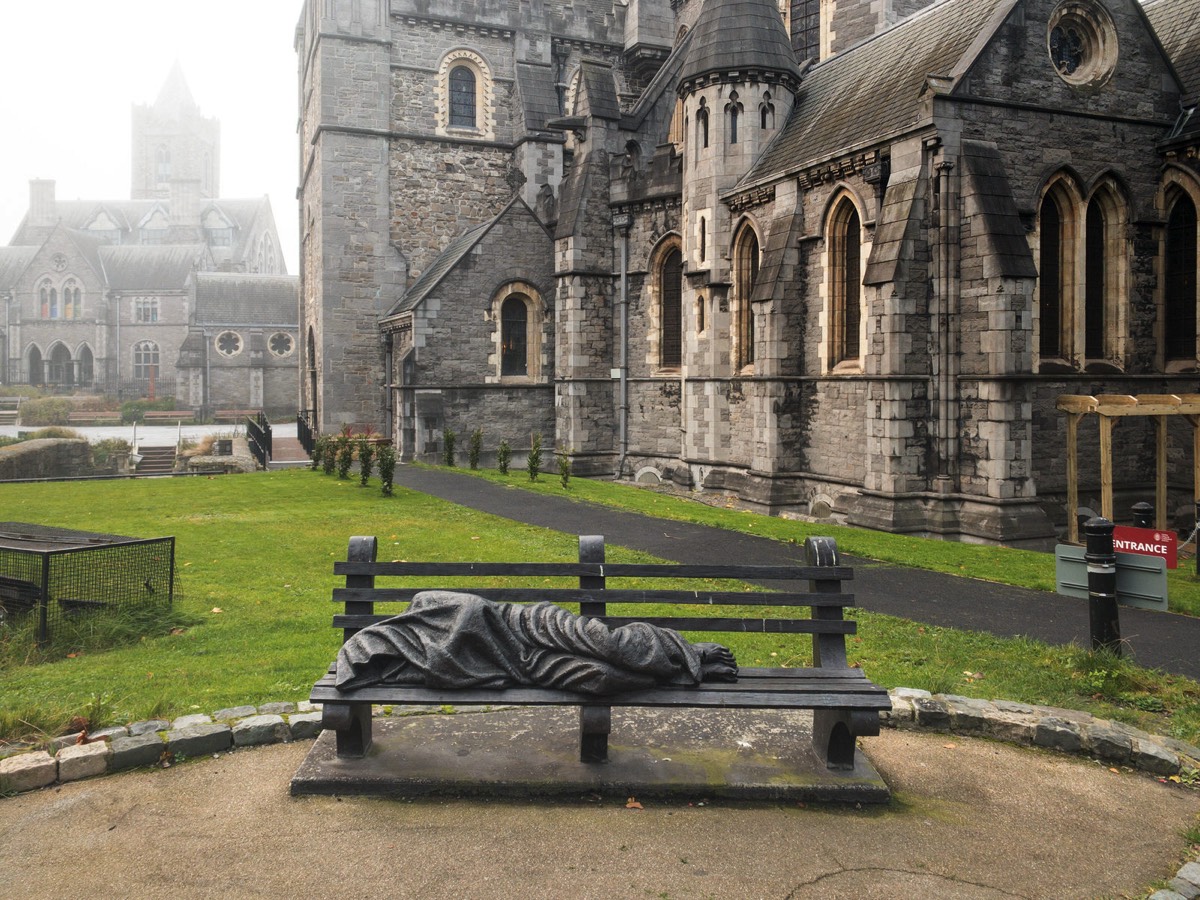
[334,561,852,582]
[332,587,856,608]
[332,613,857,635]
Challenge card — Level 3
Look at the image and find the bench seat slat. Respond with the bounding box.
[334,561,852,582]
[311,679,889,710]
[332,614,856,634]
[331,587,855,608]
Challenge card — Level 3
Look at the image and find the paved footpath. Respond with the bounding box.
[393,465,1200,681]
[3,729,1199,899]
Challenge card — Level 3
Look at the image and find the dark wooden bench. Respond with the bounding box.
[310,534,890,771]
[68,411,121,424]
[214,409,261,423]
[142,410,195,423]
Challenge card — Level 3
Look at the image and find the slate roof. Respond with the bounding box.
[0,247,37,289]
[741,0,1017,189]
[1144,0,1200,100]
[193,273,299,326]
[98,245,209,291]
[579,61,621,120]
[678,0,800,86]
[516,63,562,132]
[385,220,492,317]
[14,196,270,244]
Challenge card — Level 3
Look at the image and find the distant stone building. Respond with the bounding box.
[298,0,1200,544]
[0,67,298,416]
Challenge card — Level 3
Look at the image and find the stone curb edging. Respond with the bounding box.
[2,688,1199,891]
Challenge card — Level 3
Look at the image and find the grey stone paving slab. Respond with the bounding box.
[171,714,213,730]
[232,715,290,747]
[128,719,170,737]
[110,733,165,771]
[56,742,110,782]
[0,751,56,792]
[212,705,258,721]
[166,724,231,758]
[291,706,889,803]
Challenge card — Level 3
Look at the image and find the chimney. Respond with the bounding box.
[28,179,57,228]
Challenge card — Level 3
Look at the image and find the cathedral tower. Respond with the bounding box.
[131,63,220,200]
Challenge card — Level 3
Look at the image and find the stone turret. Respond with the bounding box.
[677,0,799,287]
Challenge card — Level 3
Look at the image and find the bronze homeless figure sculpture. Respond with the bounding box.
[336,591,738,695]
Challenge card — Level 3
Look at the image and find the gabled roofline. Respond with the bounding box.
[381,195,549,321]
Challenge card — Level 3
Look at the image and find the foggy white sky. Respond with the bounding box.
[0,1,303,274]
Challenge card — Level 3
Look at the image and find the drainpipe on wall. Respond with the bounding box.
[613,213,632,479]
[383,331,394,442]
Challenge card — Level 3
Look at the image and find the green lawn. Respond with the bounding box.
[1,469,1198,751]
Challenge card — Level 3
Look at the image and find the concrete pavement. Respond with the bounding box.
[3,725,1198,898]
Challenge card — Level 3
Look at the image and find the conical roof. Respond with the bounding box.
[678,0,801,87]
[154,61,199,115]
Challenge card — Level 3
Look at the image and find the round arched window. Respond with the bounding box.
[1047,1,1117,87]
[215,331,243,357]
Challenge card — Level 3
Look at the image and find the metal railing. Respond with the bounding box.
[246,413,272,469]
[298,409,316,456]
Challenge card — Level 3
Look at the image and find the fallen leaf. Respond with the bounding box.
[66,652,78,659]
[625,797,644,810]
[1169,775,1182,784]
[211,607,223,614]
[1109,767,1120,774]
[169,628,185,636]
[943,743,957,750]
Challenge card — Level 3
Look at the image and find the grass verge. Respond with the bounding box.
[0,469,1198,750]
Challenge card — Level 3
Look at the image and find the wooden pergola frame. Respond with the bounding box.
[1057,393,1200,544]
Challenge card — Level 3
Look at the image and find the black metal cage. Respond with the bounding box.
[0,523,175,646]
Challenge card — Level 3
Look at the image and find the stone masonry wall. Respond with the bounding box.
[0,440,93,481]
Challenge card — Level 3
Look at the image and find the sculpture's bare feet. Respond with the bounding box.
[696,642,738,682]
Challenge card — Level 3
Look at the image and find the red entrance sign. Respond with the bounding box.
[1112,525,1178,569]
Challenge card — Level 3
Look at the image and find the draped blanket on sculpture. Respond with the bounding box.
[335,590,707,695]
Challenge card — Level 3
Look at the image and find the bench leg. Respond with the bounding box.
[812,709,880,771]
[579,706,611,763]
[322,701,373,758]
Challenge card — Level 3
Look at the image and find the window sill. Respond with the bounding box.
[1083,360,1124,375]
[1164,359,1198,374]
[1037,358,1076,375]
[828,359,862,375]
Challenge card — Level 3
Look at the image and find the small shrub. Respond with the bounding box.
[468,428,483,470]
[91,438,131,467]
[558,448,571,488]
[322,439,337,475]
[119,397,177,424]
[358,437,374,487]
[336,437,354,479]
[497,439,511,475]
[310,435,327,471]
[443,429,457,467]
[26,427,83,440]
[16,397,72,426]
[377,444,396,496]
[528,432,542,482]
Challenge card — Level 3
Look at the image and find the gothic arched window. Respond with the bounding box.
[733,224,760,369]
[1038,187,1072,360]
[829,199,862,367]
[660,248,683,370]
[1165,193,1198,362]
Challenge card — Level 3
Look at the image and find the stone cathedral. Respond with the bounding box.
[298,0,1200,544]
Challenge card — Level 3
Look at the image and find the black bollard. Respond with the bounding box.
[1084,517,1121,656]
[1131,501,1153,529]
